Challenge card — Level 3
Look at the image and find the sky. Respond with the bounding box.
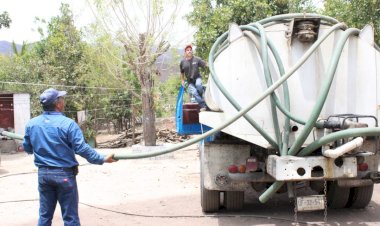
[0,0,195,45]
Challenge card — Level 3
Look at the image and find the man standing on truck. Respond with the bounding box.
[180,44,208,111]
[22,88,117,226]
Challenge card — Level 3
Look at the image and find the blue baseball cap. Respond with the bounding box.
[40,88,67,106]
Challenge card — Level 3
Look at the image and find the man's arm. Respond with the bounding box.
[22,126,33,154]
[179,60,186,87]
[180,73,185,87]
[197,57,207,68]
[68,122,117,164]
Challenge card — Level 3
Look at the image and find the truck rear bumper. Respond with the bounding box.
[266,155,357,181]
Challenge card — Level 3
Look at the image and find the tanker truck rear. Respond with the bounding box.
[176,13,380,213]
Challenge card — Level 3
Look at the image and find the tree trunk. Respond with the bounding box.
[141,71,156,146]
[132,98,135,144]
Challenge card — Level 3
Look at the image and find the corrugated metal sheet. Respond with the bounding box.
[0,93,30,135]
[0,94,14,129]
[13,93,30,135]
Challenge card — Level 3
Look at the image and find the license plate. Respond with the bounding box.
[296,195,325,211]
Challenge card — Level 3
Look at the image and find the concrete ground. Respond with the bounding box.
[1,143,380,226]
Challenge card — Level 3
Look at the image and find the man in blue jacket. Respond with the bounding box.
[23,88,117,226]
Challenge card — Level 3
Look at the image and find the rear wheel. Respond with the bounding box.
[327,181,350,209]
[346,184,374,208]
[200,143,220,212]
[201,186,220,212]
[224,191,244,210]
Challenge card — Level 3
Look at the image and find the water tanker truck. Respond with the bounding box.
[2,12,380,218]
[176,13,380,213]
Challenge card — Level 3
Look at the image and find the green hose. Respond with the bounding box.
[253,22,282,150]
[374,43,380,52]
[298,127,380,157]
[1,131,24,140]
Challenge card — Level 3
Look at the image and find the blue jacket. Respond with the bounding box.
[23,111,105,168]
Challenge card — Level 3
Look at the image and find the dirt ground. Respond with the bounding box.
[1,138,380,226]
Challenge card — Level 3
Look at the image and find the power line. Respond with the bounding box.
[0,80,133,91]
[66,93,135,97]
[63,103,142,113]
[0,93,133,98]
[36,94,176,99]
[0,81,180,97]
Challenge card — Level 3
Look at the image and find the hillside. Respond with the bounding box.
[0,41,21,55]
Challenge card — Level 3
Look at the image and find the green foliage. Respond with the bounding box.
[82,24,141,130]
[0,11,11,29]
[81,115,96,142]
[155,74,181,117]
[30,3,91,119]
[0,3,139,135]
[187,0,316,60]
[323,0,380,46]
[34,4,86,85]
[0,44,43,116]
[12,41,29,56]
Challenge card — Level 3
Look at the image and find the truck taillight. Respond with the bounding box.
[357,163,368,171]
[246,157,258,172]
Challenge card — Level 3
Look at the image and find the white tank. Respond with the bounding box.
[201,19,380,148]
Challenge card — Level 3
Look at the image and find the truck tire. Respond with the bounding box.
[327,181,350,209]
[224,191,244,210]
[200,143,220,212]
[201,186,220,212]
[346,184,374,209]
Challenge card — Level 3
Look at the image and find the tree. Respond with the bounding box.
[33,3,91,117]
[187,0,316,60]
[0,4,136,138]
[0,11,11,29]
[80,30,135,129]
[156,74,181,117]
[12,41,28,56]
[323,0,380,46]
[82,22,143,141]
[90,0,180,146]
[0,41,43,116]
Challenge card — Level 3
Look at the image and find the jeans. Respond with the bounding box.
[38,167,80,226]
[188,77,206,108]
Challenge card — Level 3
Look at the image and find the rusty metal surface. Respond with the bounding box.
[0,94,14,129]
